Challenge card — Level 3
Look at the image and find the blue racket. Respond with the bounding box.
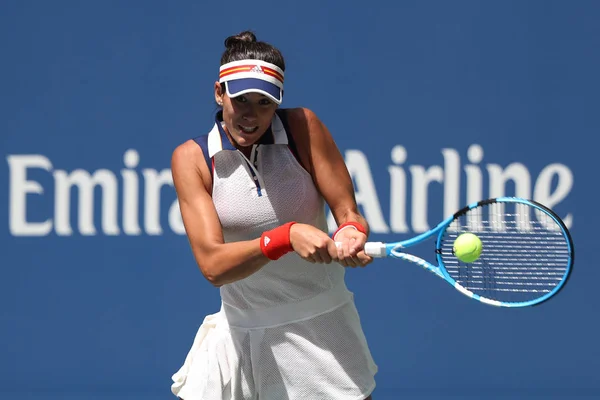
[360,197,574,307]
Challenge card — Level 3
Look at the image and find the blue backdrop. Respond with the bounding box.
[1,1,599,399]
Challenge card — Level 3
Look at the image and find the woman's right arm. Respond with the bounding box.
[171,140,269,287]
[172,140,339,286]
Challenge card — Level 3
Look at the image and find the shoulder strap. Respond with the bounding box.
[276,109,300,161]
[192,135,213,179]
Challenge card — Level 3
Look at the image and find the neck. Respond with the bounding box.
[222,124,256,158]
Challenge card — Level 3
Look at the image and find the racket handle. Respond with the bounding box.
[334,241,387,258]
[365,242,387,257]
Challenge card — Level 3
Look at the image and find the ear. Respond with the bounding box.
[214,81,224,106]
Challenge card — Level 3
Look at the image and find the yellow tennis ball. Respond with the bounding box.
[453,233,483,263]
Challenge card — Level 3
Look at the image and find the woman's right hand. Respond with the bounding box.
[289,223,339,264]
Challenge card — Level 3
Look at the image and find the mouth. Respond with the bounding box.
[238,124,259,134]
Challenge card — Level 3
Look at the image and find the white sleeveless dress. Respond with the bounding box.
[171,111,377,400]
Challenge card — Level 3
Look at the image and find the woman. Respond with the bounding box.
[171,31,378,400]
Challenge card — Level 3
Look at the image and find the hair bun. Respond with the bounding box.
[224,31,257,49]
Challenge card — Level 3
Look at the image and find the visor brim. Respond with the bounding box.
[226,79,283,105]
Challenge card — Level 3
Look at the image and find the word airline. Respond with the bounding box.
[6,145,573,236]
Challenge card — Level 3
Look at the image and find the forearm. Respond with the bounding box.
[192,239,269,287]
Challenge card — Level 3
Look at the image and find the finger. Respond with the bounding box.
[335,240,350,263]
[345,237,358,257]
[335,241,345,261]
[344,239,360,267]
[326,241,339,262]
[303,254,317,263]
[350,239,363,256]
[334,240,352,261]
[319,246,333,264]
[335,239,362,267]
[299,248,318,263]
[349,255,362,268]
[341,250,358,268]
[338,233,366,255]
[356,251,373,267]
[337,240,350,267]
[315,237,335,264]
[311,250,325,264]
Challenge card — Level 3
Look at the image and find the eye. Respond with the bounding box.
[234,96,248,103]
[259,98,273,106]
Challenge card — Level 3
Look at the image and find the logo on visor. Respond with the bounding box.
[251,65,264,74]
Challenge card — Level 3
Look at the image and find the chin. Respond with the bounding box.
[235,135,259,148]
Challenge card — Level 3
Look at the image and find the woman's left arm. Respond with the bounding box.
[287,107,372,267]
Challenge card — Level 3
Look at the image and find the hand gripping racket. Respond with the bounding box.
[357,197,574,307]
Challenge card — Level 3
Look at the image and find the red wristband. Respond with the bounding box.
[332,221,367,241]
[260,222,297,260]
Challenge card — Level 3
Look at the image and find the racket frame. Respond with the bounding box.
[363,197,574,307]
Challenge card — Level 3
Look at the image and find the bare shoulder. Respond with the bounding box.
[172,139,202,163]
[284,107,335,145]
[285,106,317,120]
[171,139,202,173]
[171,139,211,192]
[284,107,323,134]
[281,107,336,175]
[283,107,331,145]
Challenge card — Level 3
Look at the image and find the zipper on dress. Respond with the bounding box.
[242,145,262,197]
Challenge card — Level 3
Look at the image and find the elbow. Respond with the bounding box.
[192,248,231,287]
[193,252,226,287]
[200,264,227,287]
[205,274,225,287]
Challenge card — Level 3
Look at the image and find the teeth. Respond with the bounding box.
[239,125,258,133]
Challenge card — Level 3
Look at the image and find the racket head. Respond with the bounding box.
[434,197,574,307]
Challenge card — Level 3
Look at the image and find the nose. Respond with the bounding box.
[241,105,258,122]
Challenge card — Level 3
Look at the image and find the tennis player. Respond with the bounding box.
[170,31,377,400]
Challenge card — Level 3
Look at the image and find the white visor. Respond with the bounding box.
[219,60,284,105]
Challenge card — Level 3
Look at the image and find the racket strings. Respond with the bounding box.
[439,203,571,302]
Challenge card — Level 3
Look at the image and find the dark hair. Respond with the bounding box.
[220,31,285,71]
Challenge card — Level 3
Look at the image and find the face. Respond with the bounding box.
[215,82,278,149]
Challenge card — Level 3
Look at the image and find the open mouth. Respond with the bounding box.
[238,125,259,134]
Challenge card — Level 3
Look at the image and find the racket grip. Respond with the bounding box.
[364,242,387,257]
[334,241,387,258]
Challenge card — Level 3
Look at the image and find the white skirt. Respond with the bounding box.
[171,290,377,400]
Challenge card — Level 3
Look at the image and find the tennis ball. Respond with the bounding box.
[453,233,483,263]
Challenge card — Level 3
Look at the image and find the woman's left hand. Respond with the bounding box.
[334,229,373,268]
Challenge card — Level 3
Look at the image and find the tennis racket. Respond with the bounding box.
[352,197,574,307]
